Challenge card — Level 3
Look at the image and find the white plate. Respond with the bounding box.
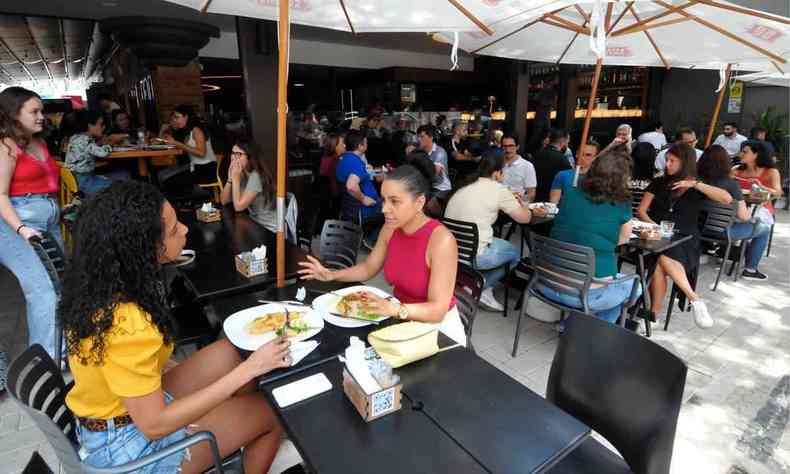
[223,303,324,351]
[312,285,395,328]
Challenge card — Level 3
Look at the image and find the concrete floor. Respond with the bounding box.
[0,209,788,473]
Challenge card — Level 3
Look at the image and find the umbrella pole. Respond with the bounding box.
[276,0,289,288]
[575,57,602,185]
[705,63,732,148]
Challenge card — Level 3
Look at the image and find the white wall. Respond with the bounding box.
[200,31,473,71]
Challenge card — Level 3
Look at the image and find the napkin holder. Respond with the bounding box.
[196,207,221,223]
[235,252,268,277]
[342,368,402,422]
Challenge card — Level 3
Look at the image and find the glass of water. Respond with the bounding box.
[660,220,675,237]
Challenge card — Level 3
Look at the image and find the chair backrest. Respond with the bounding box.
[29,232,67,297]
[440,217,479,267]
[58,165,79,208]
[453,263,484,343]
[529,234,595,308]
[29,232,66,366]
[297,198,321,252]
[548,315,687,474]
[319,219,362,270]
[699,200,737,241]
[7,344,82,473]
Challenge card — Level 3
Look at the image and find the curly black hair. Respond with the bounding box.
[59,181,174,365]
[580,152,632,204]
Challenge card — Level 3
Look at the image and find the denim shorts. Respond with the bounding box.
[77,393,189,473]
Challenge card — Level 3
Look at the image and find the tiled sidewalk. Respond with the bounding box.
[0,210,787,473]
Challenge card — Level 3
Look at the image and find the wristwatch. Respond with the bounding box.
[397,302,409,320]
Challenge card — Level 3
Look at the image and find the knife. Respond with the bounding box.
[327,311,382,325]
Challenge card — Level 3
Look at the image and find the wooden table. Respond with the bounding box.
[177,207,308,303]
[106,147,183,177]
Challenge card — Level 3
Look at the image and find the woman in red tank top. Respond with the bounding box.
[0,86,61,360]
[733,141,782,215]
[298,164,467,346]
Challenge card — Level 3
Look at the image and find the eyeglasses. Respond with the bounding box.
[502,144,517,148]
[231,151,247,158]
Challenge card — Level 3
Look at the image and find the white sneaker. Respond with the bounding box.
[690,300,714,328]
[479,288,505,312]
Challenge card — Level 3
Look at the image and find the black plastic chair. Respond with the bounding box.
[29,233,66,368]
[513,234,639,356]
[454,263,485,353]
[699,201,753,290]
[296,197,321,252]
[319,219,362,270]
[7,344,228,474]
[546,315,687,474]
[440,217,479,267]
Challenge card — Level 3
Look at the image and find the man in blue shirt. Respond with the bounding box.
[549,140,600,204]
[336,130,381,219]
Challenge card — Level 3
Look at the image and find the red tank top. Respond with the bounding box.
[735,168,775,214]
[9,143,59,196]
[383,218,456,309]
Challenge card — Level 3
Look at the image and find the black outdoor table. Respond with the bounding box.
[213,281,458,386]
[177,207,309,302]
[261,359,489,474]
[398,347,591,474]
[620,233,693,337]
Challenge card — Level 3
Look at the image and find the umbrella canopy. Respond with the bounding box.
[736,71,790,87]
[441,0,790,71]
[164,0,580,35]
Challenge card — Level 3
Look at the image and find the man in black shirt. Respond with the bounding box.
[532,128,572,202]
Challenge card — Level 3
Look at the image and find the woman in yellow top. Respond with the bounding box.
[58,181,291,473]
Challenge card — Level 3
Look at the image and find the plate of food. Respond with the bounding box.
[313,285,395,328]
[223,303,324,351]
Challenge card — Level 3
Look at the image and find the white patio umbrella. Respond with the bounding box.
[440,0,790,151]
[163,0,577,285]
[736,71,790,87]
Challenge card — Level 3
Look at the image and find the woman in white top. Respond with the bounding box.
[162,105,217,184]
[444,150,546,311]
[220,138,277,233]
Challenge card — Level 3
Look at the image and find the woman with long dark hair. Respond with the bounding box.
[637,144,733,328]
[444,149,545,311]
[537,152,640,325]
[60,181,289,473]
[220,137,277,232]
[733,140,782,222]
[698,145,772,279]
[298,164,468,346]
[631,141,657,182]
[161,105,218,184]
[0,86,60,357]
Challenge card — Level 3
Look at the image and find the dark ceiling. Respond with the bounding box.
[0,15,102,85]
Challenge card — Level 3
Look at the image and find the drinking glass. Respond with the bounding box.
[660,220,675,237]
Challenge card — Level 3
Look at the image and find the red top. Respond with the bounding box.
[9,143,59,196]
[319,154,340,196]
[383,218,456,310]
[734,167,775,214]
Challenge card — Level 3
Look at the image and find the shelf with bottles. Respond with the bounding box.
[577,66,647,91]
[528,63,561,92]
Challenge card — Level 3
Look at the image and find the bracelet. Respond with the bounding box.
[15,223,26,234]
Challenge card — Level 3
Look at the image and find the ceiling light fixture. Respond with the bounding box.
[293,83,305,87]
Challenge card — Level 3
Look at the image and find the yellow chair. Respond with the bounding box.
[57,163,79,249]
[198,153,224,203]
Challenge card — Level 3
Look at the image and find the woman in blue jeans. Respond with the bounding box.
[538,152,641,325]
[445,149,546,311]
[698,145,771,279]
[0,87,61,357]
